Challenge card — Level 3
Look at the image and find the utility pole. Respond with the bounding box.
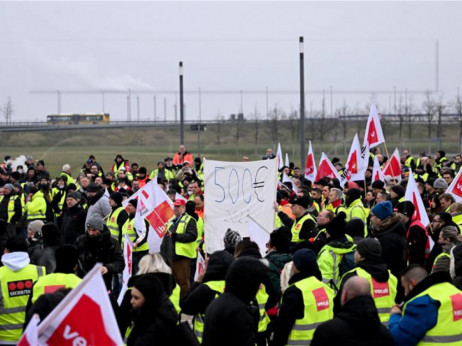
[179,61,184,144]
[299,36,306,169]
[153,95,156,123]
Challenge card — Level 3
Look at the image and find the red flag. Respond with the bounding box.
[404,169,430,226]
[382,148,401,180]
[37,265,123,345]
[305,141,317,181]
[372,156,385,182]
[446,167,462,202]
[18,314,39,346]
[315,153,341,182]
[363,103,385,148]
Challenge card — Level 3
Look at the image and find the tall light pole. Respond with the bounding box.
[299,36,306,169]
[198,87,202,123]
[153,95,156,123]
[266,86,269,120]
[137,96,140,122]
[179,61,184,145]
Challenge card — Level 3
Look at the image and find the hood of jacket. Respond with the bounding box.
[337,295,381,332]
[225,257,268,304]
[357,260,389,282]
[128,272,177,296]
[1,252,30,271]
[203,250,234,283]
[322,239,356,254]
[373,213,406,236]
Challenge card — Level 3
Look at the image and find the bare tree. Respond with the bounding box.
[287,108,298,157]
[234,116,244,156]
[335,100,349,156]
[396,95,405,142]
[251,105,261,155]
[435,97,446,150]
[268,105,284,143]
[214,114,224,153]
[454,92,462,150]
[423,91,436,138]
[0,97,13,125]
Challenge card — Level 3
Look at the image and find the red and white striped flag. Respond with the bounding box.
[404,169,430,226]
[363,102,385,148]
[372,156,385,182]
[446,167,462,202]
[194,252,206,281]
[382,148,402,181]
[276,143,284,170]
[37,265,123,345]
[117,233,133,305]
[304,141,317,182]
[315,152,341,182]
[18,314,40,346]
[341,133,366,186]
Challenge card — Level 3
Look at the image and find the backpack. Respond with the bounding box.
[338,250,356,278]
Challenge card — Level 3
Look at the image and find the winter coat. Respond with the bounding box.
[265,250,292,299]
[74,225,124,288]
[311,296,394,346]
[202,257,268,346]
[60,203,87,244]
[405,218,429,266]
[85,190,111,224]
[372,214,407,279]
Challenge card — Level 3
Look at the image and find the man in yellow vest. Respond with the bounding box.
[273,248,335,345]
[162,199,197,298]
[27,244,81,306]
[0,184,22,238]
[335,238,397,323]
[0,237,45,344]
[106,192,128,244]
[389,265,462,344]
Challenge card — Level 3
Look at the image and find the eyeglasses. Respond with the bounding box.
[431,219,442,223]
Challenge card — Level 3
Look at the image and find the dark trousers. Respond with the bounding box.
[172,257,191,298]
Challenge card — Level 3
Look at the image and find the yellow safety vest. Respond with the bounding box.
[31,272,81,304]
[193,216,204,259]
[60,172,75,185]
[403,282,462,345]
[51,188,66,217]
[122,217,150,252]
[170,214,197,258]
[107,206,125,241]
[26,191,48,221]
[0,264,45,343]
[193,280,225,343]
[290,213,316,243]
[256,284,270,333]
[149,169,175,180]
[171,283,181,314]
[0,195,19,223]
[285,276,335,344]
[451,214,462,233]
[342,267,397,323]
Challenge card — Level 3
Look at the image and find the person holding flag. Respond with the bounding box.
[122,199,150,274]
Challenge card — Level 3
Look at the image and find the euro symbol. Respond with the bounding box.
[254,166,268,202]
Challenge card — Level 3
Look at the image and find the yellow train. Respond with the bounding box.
[46,113,110,125]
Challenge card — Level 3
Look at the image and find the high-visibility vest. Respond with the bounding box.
[405,156,415,168]
[122,217,150,252]
[26,191,47,221]
[149,168,175,180]
[60,172,75,185]
[106,206,125,241]
[452,213,462,233]
[403,282,462,345]
[193,280,225,343]
[256,284,270,333]
[51,188,66,217]
[432,252,451,271]
[0,264,45,343]
[0,195,19,223]
[342,267,397,323]
[408,218,431,259]
[171,284,181,314]
[169,214,197,258]
[290,213,316,243]
[31,272,81,304]
[285,276,334,344]
[346,199,367,223]
[317,243,356,289]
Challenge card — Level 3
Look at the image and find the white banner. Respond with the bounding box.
[204,158,278,253]
[117,233,133,305]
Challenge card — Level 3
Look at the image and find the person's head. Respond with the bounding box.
[311,188,322,201]
[115,154,123,164]
[371,180,385,195]
[4,237,28,254]
[455,154,462,164]
[126,199,137,215]
[179,145,186,153]
[267,228,290,253]
[439,193,455,210]
[86,182,99,197]
[390,185,405,200]
[137,254,172,275]
[194,194,204,209]
[109,192,123,207]
[234,239,261,258]
[66,192,81,208]
[131,180,140,192]
[86,215,104,238]
[345,188,362,206]
[325,212,347,238]
[223,228,242,254]
[293,167,301,178]
[317,209,334,226]
[2,184,13,196]
[375,191,390,204]
[55,245,79,273]
[395,201,415,224]
[341,276,371,306]
[433,178,449,192]
[173,199,186,217]
[138,167,147,178]
[400,265,428,297]
[27,220,44,239]
[79,176,90,189]
[62,164,71,174]
[292,248,322,280]
[328,188,343,204]
[157,161,165,169]
[443,171,455,185]
[322,185,331,199]
[189,181,201,195]
[131,163,139,173]
[450,202,462,215]
[438,225,462,245]
[289,196,310,218]
[355,238,382,264]
[131,275,165,310]
[90,165,99,175]
[370,201,393,227]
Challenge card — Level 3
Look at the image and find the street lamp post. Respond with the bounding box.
[179,61,184,145]
[299,36,306,169]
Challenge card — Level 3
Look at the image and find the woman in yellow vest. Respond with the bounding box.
[26,185,53,223]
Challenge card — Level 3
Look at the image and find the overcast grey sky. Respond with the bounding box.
[1,1,461,122]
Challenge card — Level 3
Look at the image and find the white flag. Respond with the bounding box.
[363,102,385,148]
[404,169,430,226]
[382,147,402,181]
[118,233,133,305]
[304,141,317,181]
[446,167,462,202]
[341,133,365,186]
[248,217,270,257]
[372,156,385,182]
[37,265,123,345]
[282,172,299,194]
[194,252,206,281]
[175,192,188,203]
[276,142,284,170]
[315,152,342,182]
[18,314,40,346]
[285,153,290,167]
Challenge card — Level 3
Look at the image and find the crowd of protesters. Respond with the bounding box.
[1,144,462,345]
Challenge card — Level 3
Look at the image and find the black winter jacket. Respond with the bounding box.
[60,204,87,244]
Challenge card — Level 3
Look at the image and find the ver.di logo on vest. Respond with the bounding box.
[312,287,330,311]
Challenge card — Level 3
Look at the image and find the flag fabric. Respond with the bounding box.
[37,265,123,346]
[363,102,385,148]
[276,142,284,170]
[18,314,40,346]
[117,233,133,305]
[404,169,430,226]
[175,192,188,203]
[446,167,462,202]
[304,141,317,182]
[285,153,290,167]
[315,152,342,182]
[341,133,366,186]
[248,217,270,257]
[282,172,299,194]
[124,180,174,253]
[382,148,402,181]
[194,252,206,281]
[372,156,385,182]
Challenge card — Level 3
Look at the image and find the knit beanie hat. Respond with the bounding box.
[371,180,385,190]
[293,248,317,272]
[109,192,123,205]
[345,188,361,201]
[391,185,405,199]
[128,199,138,208]
[372,201,393,220]
[434,178,448,190]
[356,238,382,261]
[326,212,347,238]
[345,219,365,239]
[224,228,242,252]
[28,220,44,237]
[395,201,415,218]
[133,275,165,309]
[86,214,104,231]
[67,191,82,201]
[86,182,99,193]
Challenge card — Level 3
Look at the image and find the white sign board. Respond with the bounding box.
[204,158,277,253]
